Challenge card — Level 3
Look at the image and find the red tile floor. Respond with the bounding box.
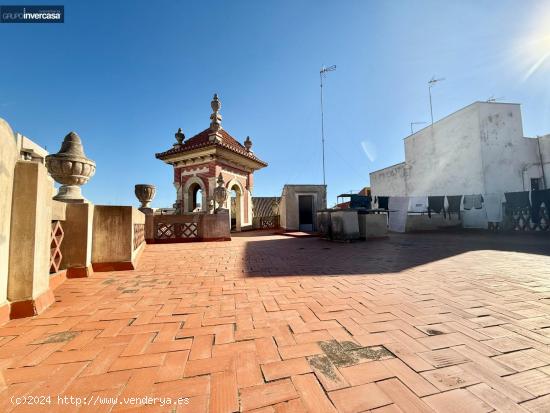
[1,231,550,412]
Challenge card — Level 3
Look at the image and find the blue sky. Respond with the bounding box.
[2,0,550,207]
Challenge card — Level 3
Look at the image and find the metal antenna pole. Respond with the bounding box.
[429,85,434,126]
[428,76,445,126]
[319,65,336,187]
[320,70,326,187]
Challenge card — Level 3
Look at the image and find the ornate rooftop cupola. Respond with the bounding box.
[155,94,267,231]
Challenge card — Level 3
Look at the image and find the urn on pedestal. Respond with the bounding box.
[213,173,228,213]
[45,132,96,203]
[134,184,156,214]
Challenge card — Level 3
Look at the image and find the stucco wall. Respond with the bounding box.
[370,102,549,198]
[8,161,53,301]
[404,103,485,196]
[0,119,18,308]
[92,206,135,264]
[478,104,540,193]
[369,163,407,197]
[61,203,94,271]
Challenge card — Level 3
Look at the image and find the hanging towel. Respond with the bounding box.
[484,193,504,223]
[408,196,428,213]
[531,189,550,224]
[446,195,462,219]
[376,196,389,210]
[462,208,488,229]
[388,196,409,233]
[462,196,488,229]
[463,194,484,210]
[428,196,446,218]
[504,191,531,211]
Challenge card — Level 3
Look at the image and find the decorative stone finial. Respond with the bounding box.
[210,94,222,130]
[174,128,185,147]
[45,131,96,203]
[213,173,228,212]
[244,136,252,152]
[209,94,223,143]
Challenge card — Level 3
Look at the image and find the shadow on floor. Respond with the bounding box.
[241,229,550,276]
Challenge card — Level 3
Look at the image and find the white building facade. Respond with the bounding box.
[370,102,549,197]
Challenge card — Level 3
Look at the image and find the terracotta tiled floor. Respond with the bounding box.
[1,231,550,412]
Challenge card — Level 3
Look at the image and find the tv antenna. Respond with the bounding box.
[428,76,445,125]
[410,121,427,134]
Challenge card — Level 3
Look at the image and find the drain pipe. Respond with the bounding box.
[537,136,547,189]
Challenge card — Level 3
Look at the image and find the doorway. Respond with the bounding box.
[298,195,314,232]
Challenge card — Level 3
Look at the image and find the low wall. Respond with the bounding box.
[61,203,94,277]
[330,210,360,241]
[92,206,145,271]
[201,212,231,240]
[358,214,388,238]
[146,212,230,243]
[405,214,462,232]
[8,161,55,318]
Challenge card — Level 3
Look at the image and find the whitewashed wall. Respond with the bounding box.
[404,103,485,196]
[370,102,549,197]
[478,103,540,193]
[369,162,408,197]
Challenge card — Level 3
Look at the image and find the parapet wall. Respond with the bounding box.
[0,117,149,323]
[92,206,146,271]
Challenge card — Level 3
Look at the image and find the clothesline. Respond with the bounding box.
[372,189,550,231]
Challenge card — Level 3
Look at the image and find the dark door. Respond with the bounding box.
[298,195,314,231]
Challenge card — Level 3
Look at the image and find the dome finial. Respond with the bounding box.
[244,136,252,152]
[210,93,222,132]
[209,94,223,143]
[174,128,185,147]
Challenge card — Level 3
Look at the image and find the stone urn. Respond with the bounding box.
[213,173,227,212]
[45,131,96,202]
[135,184,156,213]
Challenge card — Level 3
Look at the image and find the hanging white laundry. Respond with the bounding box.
[463,194,484,210]
[408,196,428,213]
[484,193,504,223]
[462,196,488,229]
[388,196,409,233]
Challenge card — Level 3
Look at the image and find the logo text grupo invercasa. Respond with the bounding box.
[0,6,64,23]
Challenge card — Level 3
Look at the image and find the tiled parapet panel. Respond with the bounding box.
[49,220,64,274]
[156,221,198,240]
[507,204,549,231]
